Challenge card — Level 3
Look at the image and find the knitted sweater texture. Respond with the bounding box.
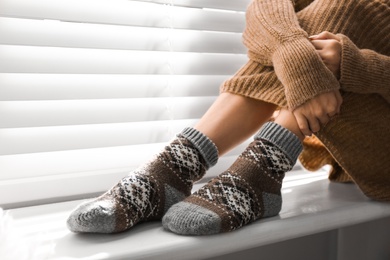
[221,0,390,201]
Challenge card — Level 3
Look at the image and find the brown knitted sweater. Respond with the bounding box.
[221,0,390,201]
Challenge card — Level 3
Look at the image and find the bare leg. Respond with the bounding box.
[67,92,278,233]
[68,93,302,234]
[274,108,305,141]
[163,107,306,235]
[195,92,277,155]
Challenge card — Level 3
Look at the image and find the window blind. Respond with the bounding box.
[0,0,252,208]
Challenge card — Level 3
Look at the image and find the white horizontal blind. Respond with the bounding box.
[0,0,252,208]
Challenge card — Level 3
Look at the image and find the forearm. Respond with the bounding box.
[243,0,309,65]
[338,34,390,103]
[243,0,339,109]
[294,0,314,12]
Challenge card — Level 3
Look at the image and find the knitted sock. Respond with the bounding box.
[67,127,218,233]
[162,122,302,235]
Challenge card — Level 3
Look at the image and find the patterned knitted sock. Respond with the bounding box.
[67,127,218,233]
[162,122,302,235]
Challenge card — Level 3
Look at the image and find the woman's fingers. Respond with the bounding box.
[309,31,341,41]
[292,90,343,137]
[318,113,330,126]
[293,112,312,136]
[335,90,343,113]
[309,37,342,78]
[307,117,321,133]
[310,39,327,50]
[293,110,326,136]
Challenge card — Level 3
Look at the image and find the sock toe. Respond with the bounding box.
[67,199,117,233]
[162,202,221,235]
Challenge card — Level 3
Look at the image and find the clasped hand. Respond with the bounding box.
[293,31,343,136]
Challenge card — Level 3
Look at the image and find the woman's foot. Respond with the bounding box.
[163,122,302,235]
[67,128,218,233]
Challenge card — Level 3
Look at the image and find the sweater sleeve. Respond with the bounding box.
[293,0,314,12]
[243,0,339,109]
[338,34,390,104]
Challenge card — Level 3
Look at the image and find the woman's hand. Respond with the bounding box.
[309,31,342,79]
[292,31,343,136]
[293,89,342,136]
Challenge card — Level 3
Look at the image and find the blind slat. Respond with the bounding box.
[0,155,242,206]
[0,0,245,32]
[0,0,250,207]
[136,0,251,12]
[0,97,216,128]
[0,142,249,181]
[0,45,246,75]
[0,143,165,180]
[0,17,245,53]
[0,119,199,155]
[0,74,224,101]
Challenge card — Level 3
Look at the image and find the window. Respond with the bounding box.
[0,0,251,208]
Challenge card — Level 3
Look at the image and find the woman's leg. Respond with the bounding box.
[163,109,305,235]
[274,109,305,141]
[195,92,278,155]
[67,93,278,233]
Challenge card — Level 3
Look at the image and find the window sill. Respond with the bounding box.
[5,169,390,260]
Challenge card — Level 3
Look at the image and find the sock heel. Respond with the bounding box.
[262,192,282,218]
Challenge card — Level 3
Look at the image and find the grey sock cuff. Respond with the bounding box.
[179,127,219,168]
[255,122,303,164]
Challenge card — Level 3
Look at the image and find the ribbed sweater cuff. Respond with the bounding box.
[220,60,287,107]
[272,37,340,109]
[338,34,390,103]
[255,122,303,164]
[180,127,219,169]
[293,0,313,12]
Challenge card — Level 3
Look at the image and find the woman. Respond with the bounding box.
[67,0,390,235]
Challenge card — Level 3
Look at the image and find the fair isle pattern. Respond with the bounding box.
[243,140,292,176]
[107,137,206,230]
[192,139,292,232]
[107,171,159,230]
[195,171,261,229]
[162,124,303,235]
[160,139,204,184]
[67,133,210,233]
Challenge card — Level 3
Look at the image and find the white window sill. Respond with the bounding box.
[4,169,390,260]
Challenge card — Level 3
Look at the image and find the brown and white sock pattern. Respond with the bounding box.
[162,122,302,235]
[67,127,218,233]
